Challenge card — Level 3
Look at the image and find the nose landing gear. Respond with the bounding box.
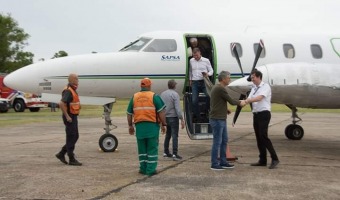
[99,102,118,152]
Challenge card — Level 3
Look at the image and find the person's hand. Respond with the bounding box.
[227,109,232,115]
[201,72,208,77]
[181,120,185,129]
[161,126,166,134]
[239,100,246,107]
[66,116,72,123]
[128,126,135,135]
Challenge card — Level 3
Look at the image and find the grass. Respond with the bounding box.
[1,98,340,127]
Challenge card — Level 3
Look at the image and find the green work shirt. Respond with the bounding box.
[126,89,166,139]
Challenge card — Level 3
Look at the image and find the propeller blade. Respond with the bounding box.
[232,94,246,126]
[247,39,264,81]
[231,43,244,77]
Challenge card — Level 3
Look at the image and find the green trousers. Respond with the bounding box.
[137,136,159,175]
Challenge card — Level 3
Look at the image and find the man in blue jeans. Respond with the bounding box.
[161,80,185,161]
[209,71,246,170]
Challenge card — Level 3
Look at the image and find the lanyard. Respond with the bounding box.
[253,86,260,95]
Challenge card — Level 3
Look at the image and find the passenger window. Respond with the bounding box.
[311,44,322,59]
[283,44,295,58]
[253,43,265,58]
[143,39,177,52]
[231,43,243,57]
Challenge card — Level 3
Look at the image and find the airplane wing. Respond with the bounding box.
[41,93,116,105]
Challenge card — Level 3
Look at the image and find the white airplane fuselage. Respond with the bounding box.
[4,31,340,108]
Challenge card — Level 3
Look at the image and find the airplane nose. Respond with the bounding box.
[229,77,252,95]
[4,65,39,94]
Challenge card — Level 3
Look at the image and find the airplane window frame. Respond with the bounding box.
[119,37,152,52]
[310,44,323,59]
[230,43,243,57]
[253,43,266,58]
[283,44,295,59]
[143,39,177,52]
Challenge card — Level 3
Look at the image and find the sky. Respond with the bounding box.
[1,0,339,62]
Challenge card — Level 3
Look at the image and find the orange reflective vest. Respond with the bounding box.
[133,91,157,123]
[64,86,80,115]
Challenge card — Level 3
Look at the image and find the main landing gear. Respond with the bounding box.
[285,104,304,140]
[98,102,118,152]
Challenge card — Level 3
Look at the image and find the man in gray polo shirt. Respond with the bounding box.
[161,80,185,161]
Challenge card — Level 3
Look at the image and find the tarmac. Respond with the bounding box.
[0,112,339,200]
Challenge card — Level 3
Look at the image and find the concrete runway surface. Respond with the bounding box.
[0,112,339,200]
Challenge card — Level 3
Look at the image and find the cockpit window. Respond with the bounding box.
[119,37,151,52]
[143,39,177,52]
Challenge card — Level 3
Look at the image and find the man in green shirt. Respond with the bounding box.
[209,71,246,170]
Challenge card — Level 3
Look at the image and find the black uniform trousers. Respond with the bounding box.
[61,114,79,157]
[253,111,278,163]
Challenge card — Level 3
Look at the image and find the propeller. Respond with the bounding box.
[247,39,264,81]
[231,43,244,77]
[231,40,264,126]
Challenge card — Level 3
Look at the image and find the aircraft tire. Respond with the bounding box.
[285,124,304,140]
[99,133,118,152]
[284,124,294,139]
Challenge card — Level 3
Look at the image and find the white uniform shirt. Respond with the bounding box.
[248,81,271,113]
[189,57,213,81]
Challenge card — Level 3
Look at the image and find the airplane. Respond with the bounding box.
[4,30,340,152]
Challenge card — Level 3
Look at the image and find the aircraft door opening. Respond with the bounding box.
[183,34,216,140]
[330,38,340,57]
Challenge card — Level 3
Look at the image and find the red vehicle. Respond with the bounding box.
[0,74,48,112]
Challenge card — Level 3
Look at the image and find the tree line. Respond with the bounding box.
[0,13,68,73]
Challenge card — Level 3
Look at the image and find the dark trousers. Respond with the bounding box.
[253,111,278,163]
[61,114,79,157]
[191,80,210,120]
[164,117,179,155]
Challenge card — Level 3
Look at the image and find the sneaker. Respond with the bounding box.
[210,165,225,171]
[220,163,235,169]
[173,154,182,161]
[163,153,173,158]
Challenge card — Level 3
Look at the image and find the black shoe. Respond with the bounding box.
[220,163,235,169]
[163,153,173,158]
[269,160,280,169]
[69,158,82,166]
[172,154,182,161]
[250,162,267,166]
[55,153,68,164]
